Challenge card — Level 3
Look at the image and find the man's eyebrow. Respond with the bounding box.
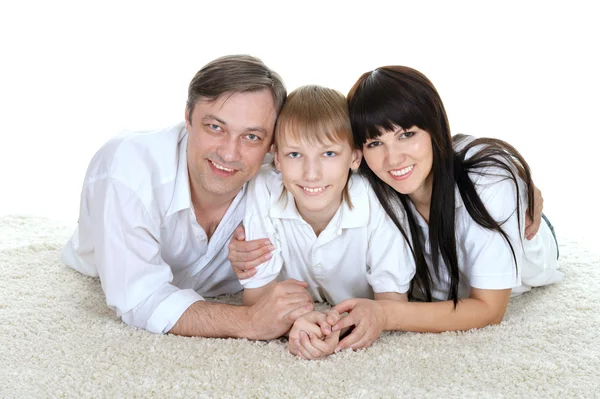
[202,115,227,125]
[245,126,267,134]
[201,115,267,134]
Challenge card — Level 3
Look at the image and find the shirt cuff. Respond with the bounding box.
[470,274,520,290]
[239,275,277,289]
[146,289,204,334]
[371,280,411,294]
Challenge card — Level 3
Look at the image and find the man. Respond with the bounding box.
[62,55,313,338]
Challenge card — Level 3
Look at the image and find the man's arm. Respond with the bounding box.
[170,278,314,340]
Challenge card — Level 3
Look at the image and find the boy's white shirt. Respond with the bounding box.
[240,165,416,305]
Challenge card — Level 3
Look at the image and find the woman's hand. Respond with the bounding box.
[227,225,274,279]
[331,298,387,352]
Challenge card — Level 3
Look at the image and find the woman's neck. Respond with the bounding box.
[409,176,433,223]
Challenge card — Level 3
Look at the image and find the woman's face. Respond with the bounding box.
[362,125,434,201]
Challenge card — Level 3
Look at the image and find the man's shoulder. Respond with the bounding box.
[86,122,187,185]
[248,164,280,191]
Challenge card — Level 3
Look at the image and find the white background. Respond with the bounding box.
[1,0,598,246]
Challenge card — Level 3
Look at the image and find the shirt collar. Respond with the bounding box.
[269,173,370,230]
[454,184,464,209]
[166,128,192,217]
[165,128,248,219]
[410,184,464,229]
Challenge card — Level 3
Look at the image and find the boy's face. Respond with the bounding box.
[274,136,362,224]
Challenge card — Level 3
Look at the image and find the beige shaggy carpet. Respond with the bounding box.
[1,215,599,398]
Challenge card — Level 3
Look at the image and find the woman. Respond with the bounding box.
[324,66,563,351]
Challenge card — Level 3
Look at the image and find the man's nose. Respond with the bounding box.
[217,136,241,164]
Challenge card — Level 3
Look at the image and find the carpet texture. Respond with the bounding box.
[1,215,599,398]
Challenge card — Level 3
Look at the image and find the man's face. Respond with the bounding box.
[185,90,276,203]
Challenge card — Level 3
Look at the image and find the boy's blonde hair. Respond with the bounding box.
[275,85,355,208]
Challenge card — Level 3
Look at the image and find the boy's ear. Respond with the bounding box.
[273,147,281,172]
[350,149,362,171]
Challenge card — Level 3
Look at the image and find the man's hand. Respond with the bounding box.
[228,225,274,279]
[331,298,387,352]
[289,311,340,360]
[525,182,544,240]
[245,279,314,340]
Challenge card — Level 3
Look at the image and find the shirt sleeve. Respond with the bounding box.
[85,177,203,334]
[238,168,282,289]
[461,171,526,290]
[365,190,416,294]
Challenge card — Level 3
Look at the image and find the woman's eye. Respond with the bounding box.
[366,141,381,148]
[401,131,415,139]
[324,151,336,157]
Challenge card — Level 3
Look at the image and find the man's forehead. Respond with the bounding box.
[194,92,276,132]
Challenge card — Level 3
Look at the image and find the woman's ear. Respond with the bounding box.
[350,149,363,171]
[273,146,281,172]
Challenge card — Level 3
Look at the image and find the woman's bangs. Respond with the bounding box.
[350,73,427,146]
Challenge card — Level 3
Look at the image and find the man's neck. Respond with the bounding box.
[189,181,240,241]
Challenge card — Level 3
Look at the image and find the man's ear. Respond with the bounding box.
[350,149,363,171]
[273,147,281,172]
[184,107,192,130]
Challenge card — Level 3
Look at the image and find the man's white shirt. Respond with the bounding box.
[240,166,416,305]
[62,122,245,334]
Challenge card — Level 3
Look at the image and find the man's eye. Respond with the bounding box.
[209,124,222,131]
[246,134,260,141]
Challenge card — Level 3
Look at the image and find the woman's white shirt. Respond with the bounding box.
[240,165,415,305]
[411,145,563,300]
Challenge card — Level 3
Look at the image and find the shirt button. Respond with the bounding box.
[314,263,322,270]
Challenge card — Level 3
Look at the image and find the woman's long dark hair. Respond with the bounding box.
[347,66,534,306]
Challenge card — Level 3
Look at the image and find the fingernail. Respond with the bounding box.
[264,240,272,246]
[265,253,273,260]
[306,304,313,310]
[332,325,339,332]
[268,245,276,251]
[334,346,341,353]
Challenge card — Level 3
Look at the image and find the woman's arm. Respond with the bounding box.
[332,288,510,351]
[380,287,510,332]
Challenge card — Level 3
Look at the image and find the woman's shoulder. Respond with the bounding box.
[454,135,523,186]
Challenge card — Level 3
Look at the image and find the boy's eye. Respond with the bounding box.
[324,151,336,157]
[287,152,301,158]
